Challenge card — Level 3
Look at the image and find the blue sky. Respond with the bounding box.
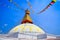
[0,0,60,35]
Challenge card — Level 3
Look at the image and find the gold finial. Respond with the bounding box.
[25,9,30,14]
[21,9,33,24]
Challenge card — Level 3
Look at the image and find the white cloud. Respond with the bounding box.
[4,24,8,27]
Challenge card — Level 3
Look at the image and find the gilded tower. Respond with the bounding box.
[21,9,33,24]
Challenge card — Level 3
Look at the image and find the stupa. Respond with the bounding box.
[10,9,45,33]
[9,9,47,40]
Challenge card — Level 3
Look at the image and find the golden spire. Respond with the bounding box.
[21,9,33,24]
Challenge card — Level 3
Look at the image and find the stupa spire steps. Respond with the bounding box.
[21,9,33,24]
[25,9,30,14]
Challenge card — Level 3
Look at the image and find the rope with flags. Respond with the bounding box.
[8,0,25,10]
[38,0,56,14]
[26,0,34,13]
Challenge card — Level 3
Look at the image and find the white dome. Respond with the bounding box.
[9,23,45,34]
